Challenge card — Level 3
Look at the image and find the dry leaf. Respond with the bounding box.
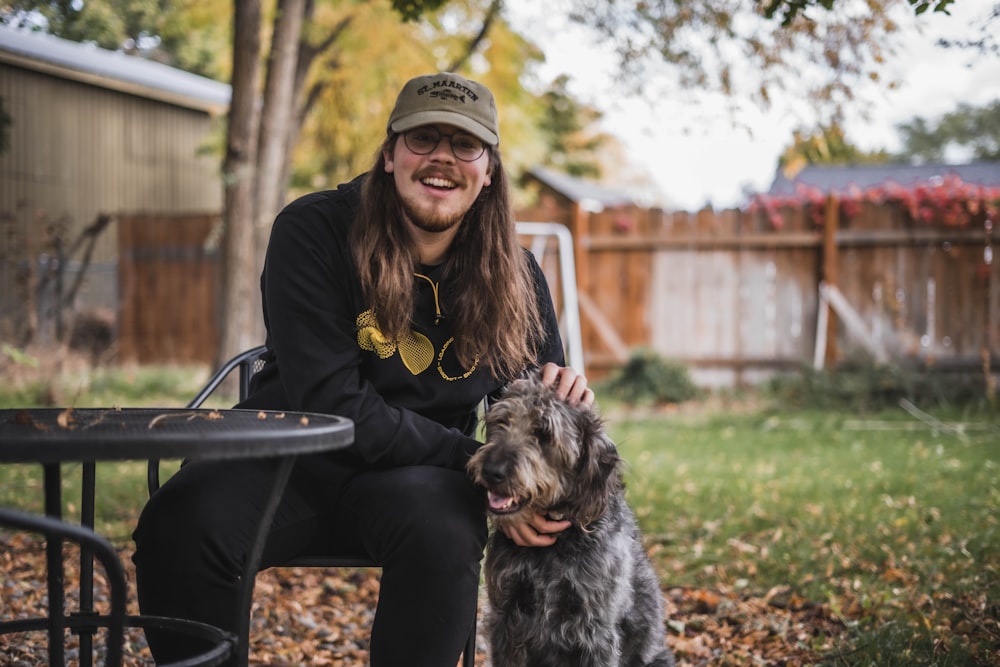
[57,407,77,429]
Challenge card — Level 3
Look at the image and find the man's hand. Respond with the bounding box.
[539,362,594,408]
[501,511,572,547]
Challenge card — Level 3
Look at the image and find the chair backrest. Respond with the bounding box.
[148,345,268,494]
[186,345,269,408]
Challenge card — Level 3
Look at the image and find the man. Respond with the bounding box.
[132,72,592,667]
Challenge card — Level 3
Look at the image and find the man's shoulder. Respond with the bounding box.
[281,173,366,220]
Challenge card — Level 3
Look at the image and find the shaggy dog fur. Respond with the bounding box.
[467,370,675,667]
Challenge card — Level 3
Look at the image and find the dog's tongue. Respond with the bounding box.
[488,492,517,512]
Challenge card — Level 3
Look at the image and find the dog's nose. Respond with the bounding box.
[482,461,507,485]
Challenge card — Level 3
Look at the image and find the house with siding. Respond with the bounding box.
[0,25,230,348]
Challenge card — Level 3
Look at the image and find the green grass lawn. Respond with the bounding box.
[0,363,224,538]
[610,404,999,666]
[1,363,998,665]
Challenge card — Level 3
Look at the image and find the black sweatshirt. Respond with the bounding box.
[237,174,565,471]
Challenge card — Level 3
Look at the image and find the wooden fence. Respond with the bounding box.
[545,199,999,384]
[115,203,998,387]
[117,213,221,364]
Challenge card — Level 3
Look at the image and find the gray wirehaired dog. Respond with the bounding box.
[467,369,675,667]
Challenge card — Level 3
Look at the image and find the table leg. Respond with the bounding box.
[233,455,297,667]
[43,463,66,667]
[0,507,127,666]
[78,460,96,667]
[42,460,125,667]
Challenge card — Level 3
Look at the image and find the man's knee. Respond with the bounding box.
[133,463,242,572]
[367,466,487,561]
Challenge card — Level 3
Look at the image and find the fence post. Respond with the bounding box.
[984,216,996,400]
[569,201,589,292]
[822,194,840,368]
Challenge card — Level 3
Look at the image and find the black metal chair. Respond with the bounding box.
[147,345,477,667]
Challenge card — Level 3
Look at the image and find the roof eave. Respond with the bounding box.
[0,46,228,115]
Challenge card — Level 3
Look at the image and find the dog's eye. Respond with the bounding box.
[533,425,551,445]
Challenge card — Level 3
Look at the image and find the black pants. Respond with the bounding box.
[132,454,487,667]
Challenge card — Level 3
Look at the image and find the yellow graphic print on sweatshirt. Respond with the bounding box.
[356,275,479,379]
[356,309,434,375]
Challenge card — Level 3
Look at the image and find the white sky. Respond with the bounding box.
[505,0,1000,211]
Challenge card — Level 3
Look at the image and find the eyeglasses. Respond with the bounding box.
[401,127,487,162]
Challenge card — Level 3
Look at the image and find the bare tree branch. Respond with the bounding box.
[446,0,501,72]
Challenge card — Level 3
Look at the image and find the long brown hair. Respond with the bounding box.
[351,134,545,380]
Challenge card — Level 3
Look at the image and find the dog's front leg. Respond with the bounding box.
[485,565,539,667]
[575,629,624,667]
[488,628,531,667]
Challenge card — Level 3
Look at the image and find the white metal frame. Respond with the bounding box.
[516,222,584,375]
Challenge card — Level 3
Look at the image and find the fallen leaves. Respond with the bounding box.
[57,408,77,430]
[147,409,224,429]
[6,532,993,665]
[0,532,855,667]
[663,584,843,666]
[12,410,47,431]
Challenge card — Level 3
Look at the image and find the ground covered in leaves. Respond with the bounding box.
[0,532,849,666]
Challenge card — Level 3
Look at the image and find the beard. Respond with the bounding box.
[399,195,467,233]
[397,171,484,233]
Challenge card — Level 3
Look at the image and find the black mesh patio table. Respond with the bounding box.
[0,407,354,667]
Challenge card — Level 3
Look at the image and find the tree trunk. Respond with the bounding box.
[253,0,308,284]
[219,0,263,364]
[280,14,354,195]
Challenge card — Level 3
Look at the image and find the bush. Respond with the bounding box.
[600,349,701,406]
[765,358,995,412]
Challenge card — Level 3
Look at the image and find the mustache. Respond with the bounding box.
[413,166,465,186]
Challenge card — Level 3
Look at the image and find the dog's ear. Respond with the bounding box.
[568,413,622,528]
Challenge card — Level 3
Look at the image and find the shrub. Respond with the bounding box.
[600,349,701,406]
[765,358,995,412]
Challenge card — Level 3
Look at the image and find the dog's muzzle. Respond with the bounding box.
[478,458,524,515]
[486,491,522,515]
